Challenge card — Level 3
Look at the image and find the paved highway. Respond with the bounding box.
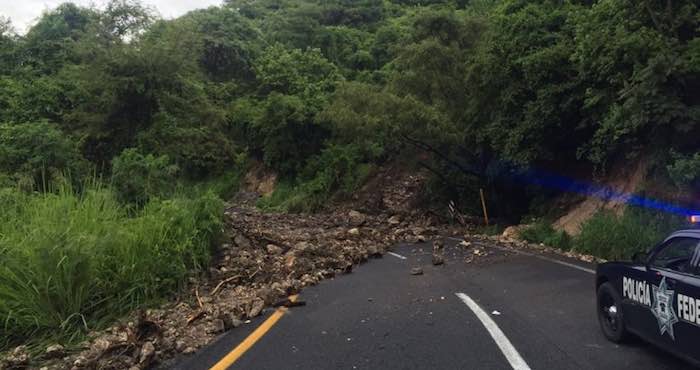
[170,238,695,370]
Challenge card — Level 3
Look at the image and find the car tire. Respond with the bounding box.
[597,282,628,343]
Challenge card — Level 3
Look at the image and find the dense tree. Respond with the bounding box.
[22,3,97,74]
[0,121,86,188]
[0,0,697,215]
[469,1,585,165]
[0,17,16,75]
[185,6,261,83]
[572,0,700,165]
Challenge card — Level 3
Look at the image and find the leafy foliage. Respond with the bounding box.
[255,45,342,100]
[667,151,700,189]
[1,0,696,207]
[258,144,374,212]
[0,122,86,188]
[571,0,700,165]
[111,148,178,206]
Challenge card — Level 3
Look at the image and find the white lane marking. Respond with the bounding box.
[485,243,596,275]
[387,251,407,260]
[455,293,532,370]
[447,237,595,274]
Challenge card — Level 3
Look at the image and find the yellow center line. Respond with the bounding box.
[209,295,298,370]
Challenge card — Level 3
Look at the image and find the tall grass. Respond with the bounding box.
[0,183,223,349]
[573,209,684,260]
[517,209,683,260]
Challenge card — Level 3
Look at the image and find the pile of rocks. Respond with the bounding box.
[340,167,429,216]
[4,202,446,370]
[216,204,446,296]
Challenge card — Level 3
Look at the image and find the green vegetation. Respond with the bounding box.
[668,151,700,189]
[258,143,375,212]
[0,121,86,190]
[574,210,684,260]
[520,221,571,251]
[111,149,178,206]
[0,183,223,348]
[517,209,684,260]
[0,0,697,351]
[0,0,696,211]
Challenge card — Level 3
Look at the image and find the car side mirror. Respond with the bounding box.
[632,251,648,264]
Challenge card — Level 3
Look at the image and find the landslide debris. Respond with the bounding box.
[4,167,449,370]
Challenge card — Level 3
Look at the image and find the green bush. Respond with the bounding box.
[257,144,375,212]
[520,221,571,251]
[0,184,223,349]
[573,209,682,260]
[188,153,249,200]
[253,93,329,175]
[137,113,237,179]
[0,121,86,189]
[667,151,700,189]
[111,148,178,206]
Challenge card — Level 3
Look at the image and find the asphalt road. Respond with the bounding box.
[170,238,696,370]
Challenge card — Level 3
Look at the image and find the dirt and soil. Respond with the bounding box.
[553,159,648,235]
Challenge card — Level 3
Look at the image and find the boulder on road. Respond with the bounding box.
[348,210,366,226]
[266,244,283,255]
[247,298,265,318]
[139,341,156,365]
[501,225,527,240]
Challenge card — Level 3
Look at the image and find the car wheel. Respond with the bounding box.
[597,282,628,342]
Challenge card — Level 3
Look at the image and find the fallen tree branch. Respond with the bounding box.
[211,275,241,296]
[186,311,205,325]
[195,287,204,309]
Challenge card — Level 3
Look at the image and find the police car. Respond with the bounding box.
[596,226,700,365]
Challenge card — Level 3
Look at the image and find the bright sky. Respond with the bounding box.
[1,0,223,33]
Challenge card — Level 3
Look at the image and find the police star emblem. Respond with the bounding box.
[651,277,679,340]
